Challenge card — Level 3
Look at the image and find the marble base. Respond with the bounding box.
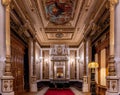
[82,76,89,92]
[106,91,119,95]
[82,83,89,92]
[2,92,14,95]
[30,83,37,92]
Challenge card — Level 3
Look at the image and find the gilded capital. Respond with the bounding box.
[110,0,118,6]
[2,0,11,6]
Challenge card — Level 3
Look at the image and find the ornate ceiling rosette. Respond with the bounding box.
[45,0,74,24]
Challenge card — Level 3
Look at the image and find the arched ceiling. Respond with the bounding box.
[10,0,108,47]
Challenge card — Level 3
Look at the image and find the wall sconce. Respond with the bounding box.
[39,57,42,62]
[70,58,74,64]
[36,57,42,64]
[76,57,81,63]
[44,58,49,64]
[88,62,99,95]
[45,59,48,62]
[0,57,6,62]
[88,62,99,68]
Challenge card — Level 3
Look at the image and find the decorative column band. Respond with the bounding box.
[108,0,118,76]
[5,56,12,76]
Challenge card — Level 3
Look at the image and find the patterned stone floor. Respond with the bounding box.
[22,87,91,95]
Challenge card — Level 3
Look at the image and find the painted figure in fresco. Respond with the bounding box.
[45,0,74,24]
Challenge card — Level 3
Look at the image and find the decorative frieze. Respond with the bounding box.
[50,45,69,56]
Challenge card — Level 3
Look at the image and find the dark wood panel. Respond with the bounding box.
[97,85,107,95]
[93,32,109,94]
[11,34,25,95]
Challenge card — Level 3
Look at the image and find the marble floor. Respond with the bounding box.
[22,87,91,95]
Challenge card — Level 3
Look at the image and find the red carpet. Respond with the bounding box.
[44,89,74,95]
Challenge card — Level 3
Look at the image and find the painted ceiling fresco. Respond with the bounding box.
[45,0,74,24]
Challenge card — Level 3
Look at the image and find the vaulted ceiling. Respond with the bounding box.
[10,0,109,47]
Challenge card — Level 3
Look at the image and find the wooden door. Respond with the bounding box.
[11,34,25,95]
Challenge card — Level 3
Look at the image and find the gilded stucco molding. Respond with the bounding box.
[2,0,11,6]
[110,0,118,6]
[110,0,118,10]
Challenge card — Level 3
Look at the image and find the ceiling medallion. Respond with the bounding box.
[56,33,63,38]
[45,0,74,24]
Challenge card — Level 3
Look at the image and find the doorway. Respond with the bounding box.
[24,48,30,91]
[11,33,30,95]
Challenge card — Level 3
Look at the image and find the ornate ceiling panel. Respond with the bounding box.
[46,32,73,40]
[45,0,75,24]
[10,0,108,47]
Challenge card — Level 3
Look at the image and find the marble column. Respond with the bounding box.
[0,0,6,94]
[1,0,14,95]
[106,0,119,95]
[115,0,120,93]
[30,39,37,92]
[115,0,120,77]
[82,39,89,92]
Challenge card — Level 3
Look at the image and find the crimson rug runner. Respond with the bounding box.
[44,89,74,95]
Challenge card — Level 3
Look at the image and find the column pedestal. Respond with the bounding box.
[82,76,89,92]
[1,76,14,95]
[106,76,119,95]
[30,76,37,92]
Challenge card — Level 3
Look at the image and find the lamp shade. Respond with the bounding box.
[88,62,99,68]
